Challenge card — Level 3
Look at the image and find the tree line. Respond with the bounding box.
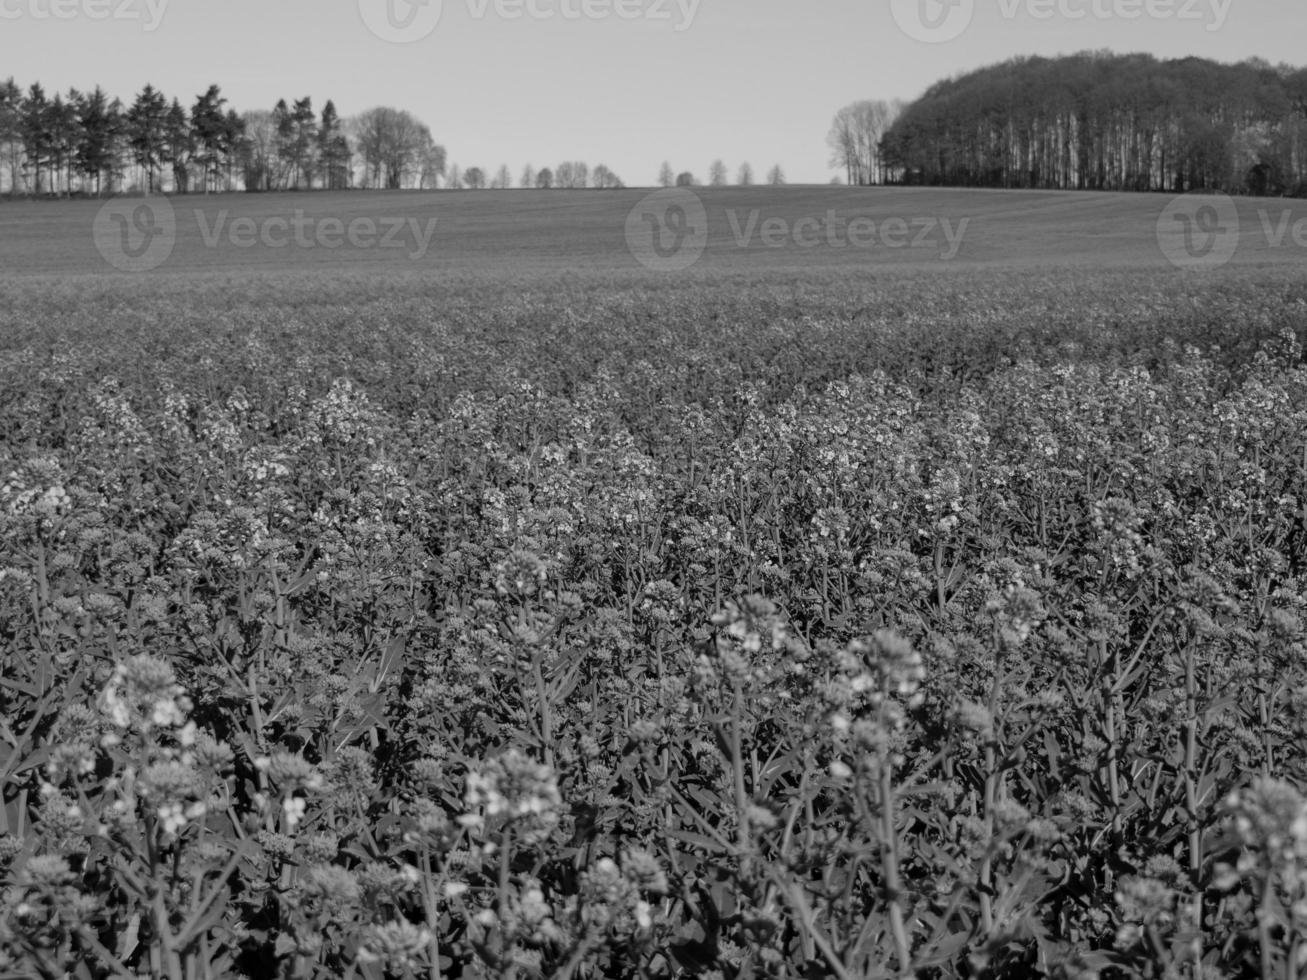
[447,159,789,190]
[0,79,454,196]
[863,52,1307,196]
[445,161,626,190]
[657,160,786,187]
[0,76,793,197]
[440,158,788,191]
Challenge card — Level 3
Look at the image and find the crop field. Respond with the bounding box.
[5,190,1307,979]
[3,187,1307,277]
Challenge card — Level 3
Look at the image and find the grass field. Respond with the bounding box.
[2,186,1306,277]
[5,191,1307,979]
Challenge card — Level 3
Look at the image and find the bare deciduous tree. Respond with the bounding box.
[418,142,446,189]
[554,161,589,188]
[238,110,276,191]
[827,99,896,185]
[350,106,436,189]
[592,163,623,188]
[0,78,24,195]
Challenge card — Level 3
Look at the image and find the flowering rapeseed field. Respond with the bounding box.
[4,266,1307,978]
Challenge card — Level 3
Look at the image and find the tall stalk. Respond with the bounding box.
[1183,637,1204,972]
[1099,637,1123,872]
[876,741,912,977]
[978,642,1003,936]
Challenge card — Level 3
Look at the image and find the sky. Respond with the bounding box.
[2,0,1306,186]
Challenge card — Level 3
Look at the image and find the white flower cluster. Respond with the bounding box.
[463,749,562,845]
[1,458,72,522]
[95,655,210,838]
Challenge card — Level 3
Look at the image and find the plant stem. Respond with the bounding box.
[979,636,1004,937]
[419,848,443,980]
[1100,638,1122,871]
[730,682,753,878]
[532,648,554,771]
[1183,638,1204,971]
[878,743,912,978]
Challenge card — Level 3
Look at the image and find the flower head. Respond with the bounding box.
[464,749,561,846]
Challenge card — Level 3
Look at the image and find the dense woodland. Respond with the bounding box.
[877,53,1307,196]
[0,80,451,196]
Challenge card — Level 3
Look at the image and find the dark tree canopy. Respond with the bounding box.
[881,52,1307,196]
[0,77,442,196]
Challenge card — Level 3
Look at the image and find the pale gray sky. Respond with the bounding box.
[2,0,1304,185]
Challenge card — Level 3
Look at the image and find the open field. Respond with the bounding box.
[5,197,1307,978]
[1,187,1306,277]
